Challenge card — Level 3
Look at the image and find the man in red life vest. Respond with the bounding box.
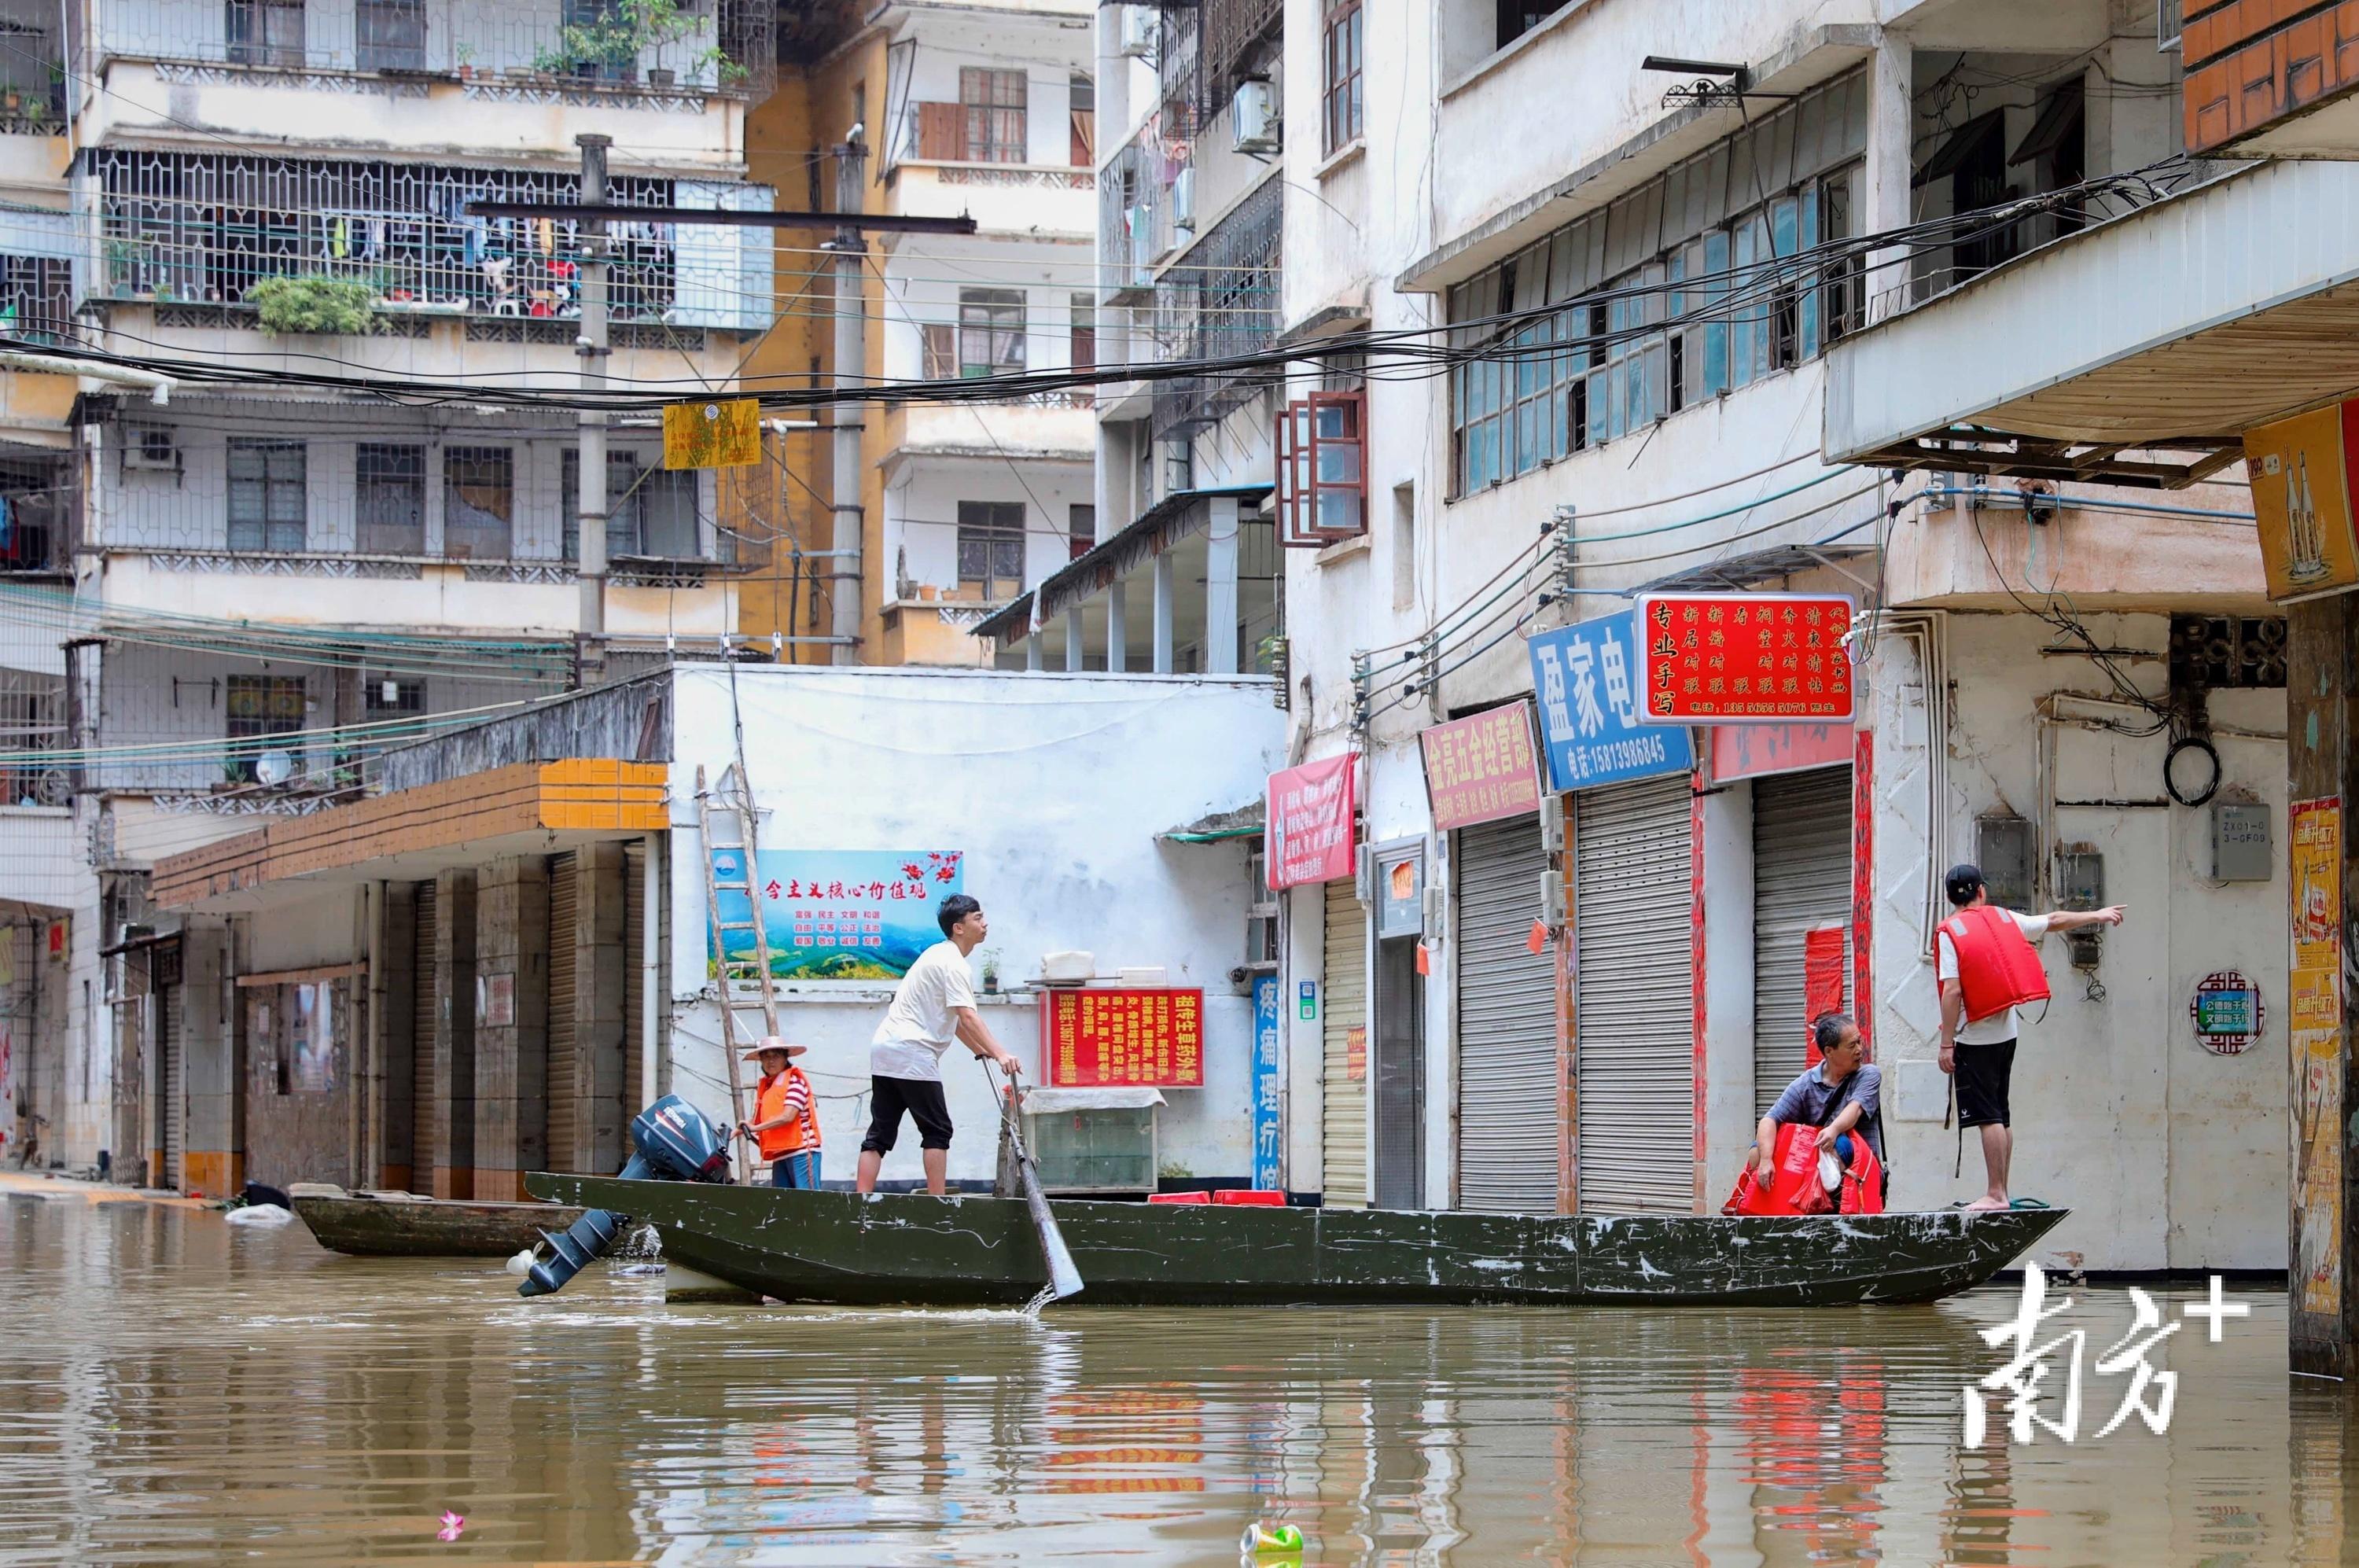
[737,1038,822,1189]
[1936,863,2124,1210]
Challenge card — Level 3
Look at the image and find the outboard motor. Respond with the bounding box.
[518,1094,734,1297]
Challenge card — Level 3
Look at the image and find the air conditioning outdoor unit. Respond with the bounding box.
[1232,79,1279,153]
[123,425,177,472]
[1117,4,1155,58]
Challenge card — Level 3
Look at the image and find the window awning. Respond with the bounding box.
[1158,800,1263,844]
[1913,111,2004,188]
[2010,81,2085,167]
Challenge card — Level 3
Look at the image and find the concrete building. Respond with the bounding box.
[149,663,1284,1196]
[8,0,776,1183]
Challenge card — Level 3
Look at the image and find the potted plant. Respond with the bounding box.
[980,948,1003,994]
[247,274,384,336]
[454,43,476,80]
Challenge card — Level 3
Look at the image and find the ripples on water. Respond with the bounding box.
[0,1187,2348,1566]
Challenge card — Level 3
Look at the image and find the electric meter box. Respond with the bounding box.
[2211,802,2273,882]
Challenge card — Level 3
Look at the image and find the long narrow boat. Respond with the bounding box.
[526,1173,2066,1307]
[289,1184,587,1258]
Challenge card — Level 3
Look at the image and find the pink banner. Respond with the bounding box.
[1266,754,1357,889]
[1709,721,1854,782]
[1419,702,1542,831]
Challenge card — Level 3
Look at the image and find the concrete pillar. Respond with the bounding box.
[2289,598,2359,1377]
[1152,551,1176,674]
[1864,35,1913,315]
[473,856,549,1202]
[1205,496,1240,675]
[179,926,237,1198]
[432,868,477,1199]
[573,843,629,1173]
[1065,605,1086,672]
[374,883,417,1192]
[1025,634,1043,672]
[1106,576,1128,674]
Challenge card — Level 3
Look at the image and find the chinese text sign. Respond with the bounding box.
[1419,701,1543,830]
[1527,610,1694,791]
[1636,593,1857,724]
[712,849,965,981]
[662,398,761,469]
[1267,754,1356,889]
[1043,988,1205,1088]
[2291,797,2342,1317]
[1252,976,1283,1191]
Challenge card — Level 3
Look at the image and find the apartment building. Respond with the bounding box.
[1,0,776,1183]
[739,0,1099,668]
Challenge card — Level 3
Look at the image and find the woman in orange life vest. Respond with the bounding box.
[1935,863,2124,1212]
[738,1038,823,1189]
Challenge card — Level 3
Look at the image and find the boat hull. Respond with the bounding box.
[290,1190,587,1258]
[524,1176,2067,1308]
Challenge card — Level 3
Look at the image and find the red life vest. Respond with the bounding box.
[1939,904,2051,1024]
[1723,1122,1886,1217]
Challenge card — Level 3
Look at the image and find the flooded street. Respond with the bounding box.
[4,1187,2352,1566]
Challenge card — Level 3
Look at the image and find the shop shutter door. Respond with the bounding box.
[547,852,579,1171]
[1573,775,1695,1215]
[1752,767,1853,1119]
[1455,815,1558,1212]
[1321,877,1368,1209]
[624,841,646,1137]
[411,880,437,1189]
[159,988,182,1190]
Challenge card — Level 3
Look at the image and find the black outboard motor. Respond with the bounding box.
[518,1094,734,1297]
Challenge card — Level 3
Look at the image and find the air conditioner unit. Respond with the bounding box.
[1232,79,1279,153]
[1117,3,1155,58]
[1171,166,1196,233]
[123,425,177,472]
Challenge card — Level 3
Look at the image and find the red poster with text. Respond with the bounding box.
[1638,593,1856,724]
[1266,753,1357,889]
[1042,988,1205,1087]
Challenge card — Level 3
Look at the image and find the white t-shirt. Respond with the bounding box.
[1934,910,2052,1046]
[870,940,977,1081]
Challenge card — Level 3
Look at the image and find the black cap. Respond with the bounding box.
[1945,863,1986,907]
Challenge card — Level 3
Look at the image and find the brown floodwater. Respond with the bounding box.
[2,1185,2353,1566]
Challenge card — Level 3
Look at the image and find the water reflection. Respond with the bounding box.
[0,1189,2347,1566]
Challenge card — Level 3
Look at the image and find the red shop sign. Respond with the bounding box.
[1637,593,1857,725]
[1042,988,1205,1088]
[1266,753,1357,889]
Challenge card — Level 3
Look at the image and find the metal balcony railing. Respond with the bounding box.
[1150,172,1281,436]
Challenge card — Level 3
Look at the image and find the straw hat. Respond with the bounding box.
[741,1036,809,1062]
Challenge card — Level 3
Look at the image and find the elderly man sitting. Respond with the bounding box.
[1750,1011,1886,1209]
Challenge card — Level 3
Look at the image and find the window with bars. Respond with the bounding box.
[961,68,1028,164]
[1323,0,1363,153]
[1278,391,1367,547]
[225,675,306,783]
[226,0,304,68]
[1446,70,1867,494]
[355,0,426,72]
[563,449,705,560]
[364,675,425,712]
[355,443,424,554]
[227,440,306,552]
[956,501,1025,598]
[959,289,1026,378]
[443,446,513,559]
[0,257,72,341]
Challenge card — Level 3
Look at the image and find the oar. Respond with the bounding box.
[995,1064,1084,1301]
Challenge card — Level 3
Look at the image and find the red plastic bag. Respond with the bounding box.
[1722,1122,1882,1216]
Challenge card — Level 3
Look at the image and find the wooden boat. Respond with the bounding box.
[524,1174,2068,1308]
[289,1183,589,1258]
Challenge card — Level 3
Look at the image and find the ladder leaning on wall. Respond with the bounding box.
[695,761,782,1185]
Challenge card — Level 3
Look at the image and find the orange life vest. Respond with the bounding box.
[1723,1121,1886,1216]
[1939,904,2051,1024]
[754,1068,819,1159]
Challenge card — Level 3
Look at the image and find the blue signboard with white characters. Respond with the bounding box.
[1527,610,1695,791]
[1252,974,1283,1191]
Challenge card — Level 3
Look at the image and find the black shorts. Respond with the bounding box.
[1954,1038,2016,1128]
[863,1074,954,1153]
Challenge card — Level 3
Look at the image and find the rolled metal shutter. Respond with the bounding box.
[1752,767,1853,1119]
[547,852,579,1171]
[1321,878,1368,1209]
[410,880,437,1189]
[1455,815,1558,1212]
[1573,775,1695,1215]
[624,841,646,1132]
[159,987,182,1190]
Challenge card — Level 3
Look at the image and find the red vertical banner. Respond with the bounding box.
[1689,781,1708,1208]
[1803,926,1847,1068]
[1852,728,1875,1058]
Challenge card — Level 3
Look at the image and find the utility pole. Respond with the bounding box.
[576,133,612,670]
[827,131,867,666]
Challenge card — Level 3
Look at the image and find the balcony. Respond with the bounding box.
[886,396,1097,466]
[886,158,1092,237]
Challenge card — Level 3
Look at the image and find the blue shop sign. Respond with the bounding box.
[1527,610,1695,791]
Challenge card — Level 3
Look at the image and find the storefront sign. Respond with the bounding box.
[1252,975,1283,1191]
[1636,593,1856,724]
[662,397,761,469]
[714,850,965,981]
[1266,755,1356,889]
[1709,720,1854,782]
[1419,702,1542,830]
[2190,970,2263,1055]
[1528,609,1694,790]
[2291,797,2342,1316]
[1345,1025,1367,1082]
[2247,400,2359,602]
[1042,988,1205,1088]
